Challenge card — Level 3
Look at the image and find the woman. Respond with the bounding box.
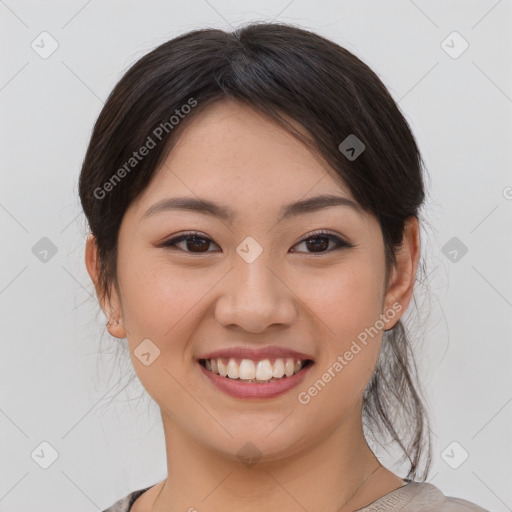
[79,22,488,512]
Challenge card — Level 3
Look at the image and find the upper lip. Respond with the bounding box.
[197,346,314,361]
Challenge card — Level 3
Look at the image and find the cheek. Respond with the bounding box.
[301,260,385,339]
[115,253,204,405]
[298,261,384,397]
[117,251,198,331]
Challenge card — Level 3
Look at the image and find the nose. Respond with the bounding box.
[214,253,298,334]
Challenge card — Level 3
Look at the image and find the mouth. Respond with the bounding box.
[198,357,314,383]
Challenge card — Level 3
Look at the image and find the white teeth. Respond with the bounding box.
[202,356,309,381]
[272,358,285,378]
[218,359,227,377]
[255,359,273,381]
[284,358,295,377]
[238,359,256,379]
[227,358,239,379]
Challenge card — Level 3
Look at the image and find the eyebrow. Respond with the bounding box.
[141,193,363,224]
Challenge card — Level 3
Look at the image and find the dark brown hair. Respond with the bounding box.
[79,21,432,480]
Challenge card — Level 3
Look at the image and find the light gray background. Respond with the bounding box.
[1,1,511,511]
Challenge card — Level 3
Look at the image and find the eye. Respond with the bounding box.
[291,230,353,255]
[159,230,353,255]
[160,232,219,253]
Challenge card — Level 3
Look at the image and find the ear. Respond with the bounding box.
[85,234,127,339]
[382,216,421,330]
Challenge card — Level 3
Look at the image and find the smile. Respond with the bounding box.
[198,356,314,399]
[199,357,313,382]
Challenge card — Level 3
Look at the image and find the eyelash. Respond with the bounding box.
[159,229,354,256]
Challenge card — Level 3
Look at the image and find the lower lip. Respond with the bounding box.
[198,361,313,399]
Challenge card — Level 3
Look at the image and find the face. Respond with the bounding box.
[88,99,416,463]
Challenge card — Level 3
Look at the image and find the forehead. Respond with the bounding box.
[129,99,360,220]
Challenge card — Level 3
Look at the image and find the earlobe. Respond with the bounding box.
[382,217,420,330]
[85,234,127,339]
[105,316,126,339]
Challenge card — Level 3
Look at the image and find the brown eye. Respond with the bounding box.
[291,231,353,255]
[304,235,330,252]
[161,233,219,253]
[160,230,353,255]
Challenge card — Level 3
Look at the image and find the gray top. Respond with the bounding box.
[102,481,490,511]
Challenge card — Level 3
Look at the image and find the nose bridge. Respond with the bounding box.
[237,248,277,301]
[215,239,296,332]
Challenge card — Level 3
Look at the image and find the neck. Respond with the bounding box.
[150,404,388,512]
